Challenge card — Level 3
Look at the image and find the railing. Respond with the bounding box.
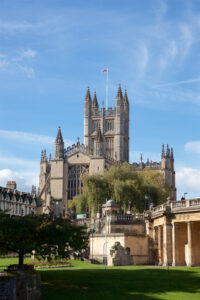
[171,200,186,209]
[64,143,90,156]
[113,213,144,222]
[150,198,200,217]
[189,198,200,207]
[151,203,167,215]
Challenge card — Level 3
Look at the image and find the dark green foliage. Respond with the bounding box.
[0,212,88,265]
[72,163,170,215]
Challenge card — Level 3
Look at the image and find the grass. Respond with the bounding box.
[1,258,200,299]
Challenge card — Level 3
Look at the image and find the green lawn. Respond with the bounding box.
[1,258,200,299]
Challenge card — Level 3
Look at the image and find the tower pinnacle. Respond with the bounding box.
[116,84,123,100]
[55,126,64,144]
[92,91,99,108]
[54,127,64,159]
[123,89,129,104]
[85,86,92,102]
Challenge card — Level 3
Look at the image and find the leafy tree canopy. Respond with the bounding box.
[71,163,169,216]
[0,211,88,266]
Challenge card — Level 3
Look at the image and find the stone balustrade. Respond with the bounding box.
[150,198,200,218]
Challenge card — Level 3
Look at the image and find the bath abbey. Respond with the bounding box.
[35,85,200,267]
[37,85,176,216]
[1,85,200,267]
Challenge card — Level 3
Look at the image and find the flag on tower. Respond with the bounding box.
[101,69,108,72]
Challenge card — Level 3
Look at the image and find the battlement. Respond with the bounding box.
[64,140,90,157]
[131,161,161,170]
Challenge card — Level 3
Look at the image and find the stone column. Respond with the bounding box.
[172,222,176,266]
[158,225,163,265]
[163,223,168,266]
[187,221,193,267]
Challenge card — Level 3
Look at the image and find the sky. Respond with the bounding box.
[0,0,200,199]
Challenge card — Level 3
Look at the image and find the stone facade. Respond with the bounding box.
[0,182,37,216]
[84,86,129,162]
[38,85,176,216]
[146,198,200,266]
[87,198,200,267]
[87,200,149,265]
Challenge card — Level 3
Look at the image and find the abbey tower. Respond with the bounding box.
[84,85,129,162]
[38,85,176,216]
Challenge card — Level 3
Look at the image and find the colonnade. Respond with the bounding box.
[153,221,200,266]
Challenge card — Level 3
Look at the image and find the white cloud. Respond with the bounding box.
[22,49,37,58]
[0,155,39,169]
[0,129,73,148]
[0,129,54,145]
[0,48,38,78]
[0,21,33,32]
[160,40,178,70]
[0,60,9,68]
[180,23,193,57]
[14,49,38,62]
[19,65,35,78]
[0,169,39,193]
[138,43,149,75]
[167,40,178,58]
[154,77,200,88]
[185,141,200,154]
[176,167,200,197]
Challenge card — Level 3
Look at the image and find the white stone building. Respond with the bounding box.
[0,181,37,216]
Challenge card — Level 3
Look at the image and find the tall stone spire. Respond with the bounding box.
[55,126,64,144]
[92,91,99,108]
[85,86,92,102]
[166,144,170,157]
[116,84,123,104]
[171,147,174,160]
[54,126,64,159]
[41,150,44,161]
[123,89,129,105]
[162,144,165,158]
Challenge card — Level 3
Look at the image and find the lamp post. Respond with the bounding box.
[105,199,107,270]
[145,194,149,211]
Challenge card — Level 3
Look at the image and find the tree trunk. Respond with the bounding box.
[19,250,24,266]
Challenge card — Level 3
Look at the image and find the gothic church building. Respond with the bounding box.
[38,85,176,216]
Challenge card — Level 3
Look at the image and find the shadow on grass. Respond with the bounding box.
[40,267,200,300]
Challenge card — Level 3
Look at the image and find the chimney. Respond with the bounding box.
[6,181,17,190]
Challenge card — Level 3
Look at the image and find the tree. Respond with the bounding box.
[0,211,88,266]
[73,163,170,215]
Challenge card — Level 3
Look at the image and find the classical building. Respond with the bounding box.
[78,198,200,267]
[38,85,176,216]
[146,198,200,266]
[0,181,37,216]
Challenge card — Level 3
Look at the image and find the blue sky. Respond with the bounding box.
[0,0,200,199]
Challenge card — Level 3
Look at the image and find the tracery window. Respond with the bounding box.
[93,120,100,132]
[67,165,89,200]
[106,119,114,131]
[105,137,114,158]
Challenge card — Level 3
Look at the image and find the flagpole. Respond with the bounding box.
[106,68,108,110]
